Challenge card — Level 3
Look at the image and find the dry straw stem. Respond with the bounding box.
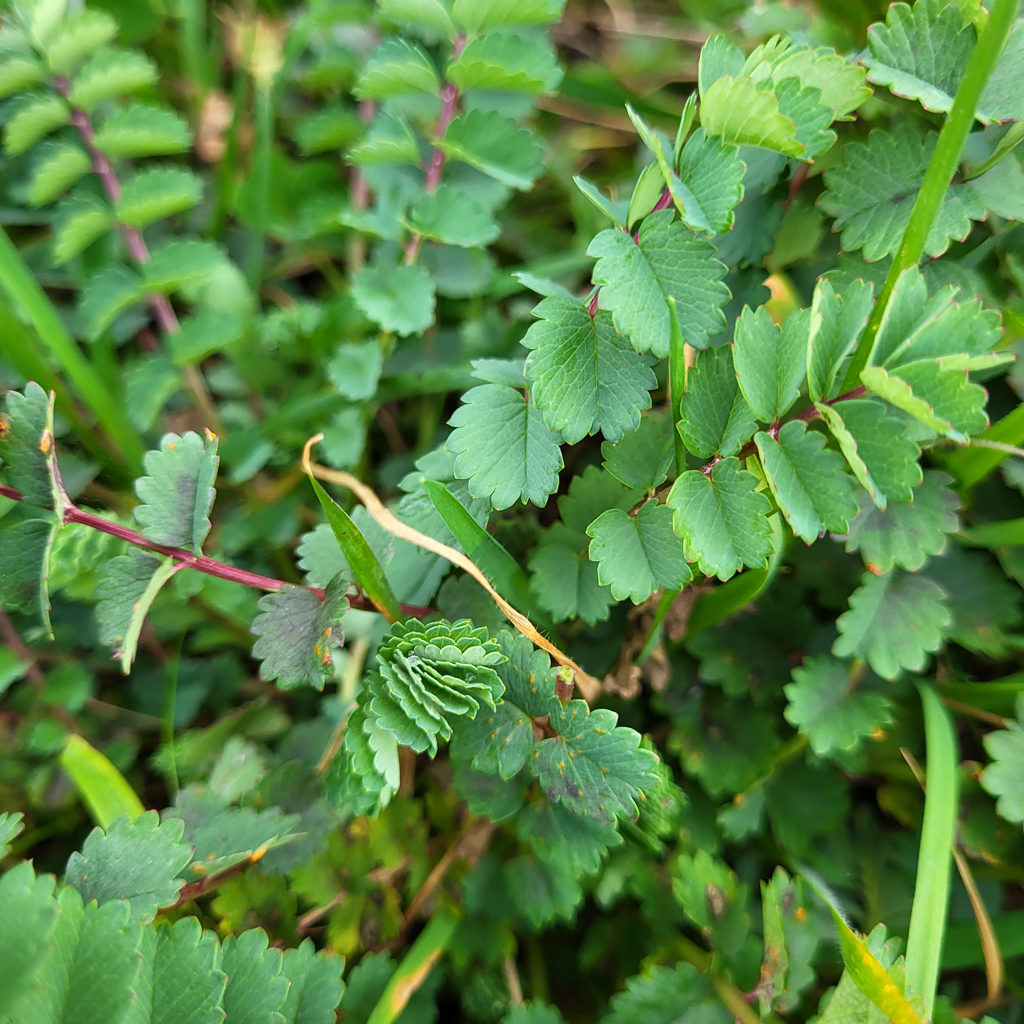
[301,435,602,702]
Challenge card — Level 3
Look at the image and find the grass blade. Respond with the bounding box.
[905,683,959,1016]
[60,733,145,828]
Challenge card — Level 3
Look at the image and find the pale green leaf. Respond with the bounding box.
[700,75,804,158]
[437,108,545,190]
[116,167,203,229]
[69,49,158,110]
[5,93,69,156]
[93,104,192,159]
[447,29,562,93]
[326,340,385,401]
[142,239,225,293]
[51,195,114,265]
[406,183,500,247]
[44,10,117,76]
[354,37,439,100]
[351,261,436,336]
[0,55,46,98]
[980,697,1024,824]
[451,0,565,33]
[28,140,91,206]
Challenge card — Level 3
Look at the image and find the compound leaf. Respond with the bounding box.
[522,295,657,444]
[732,305,807,422]
[93,104,192,159]
[448,383,563,509]
[755,420,858,544]
[586,503,691,603]
[250,574,349,691]
[134,430,219,553]
[833,569,950,679]
[589,210,730,356]
[351,261,435,337]
[784,655,893,756]
[678,344,757,458]
[64,811,192,923]
[529,699,657,823]
[667,457,774,580]
[438,108,545,190]
[819,127,984,261]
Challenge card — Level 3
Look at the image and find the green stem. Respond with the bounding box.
[905,683,959,1017]
[246,84,274,290]
[963,119,1024,180]
[0,228,144,470]
[366,909,459,1024]
[667,296,687,477]
[841,0,1018,392]
[178,0,210,108]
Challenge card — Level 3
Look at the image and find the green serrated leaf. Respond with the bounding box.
[861,359,988,441]
[733,304,807,422]
[65,811,192,922]
[841,470,959,573]
[4,93,69,156]
[771,45,871,119]
[807,278,874,402]
[406,183,500,247]
[134,430,219,553]
[773,76,836,158]
[506,853,582,929]
[280,939,345,1024]
[528,532,614,624]
[0,55,46,98]
[0,511,60,628]
[452,762,525,821]
[116,167,203,229]
[679,344,757,458]
[0,862,58,1018]
[79,264,143,340]
[128,916,226,1024]
[587,502,691,603]
[447,29,562,93]
[378,0,456,38]
[819,127,985,262]
[589,210,730,356]
[529,699,657,822]
[52,195,114,265]
[354,37,438,101]
[222,929,289,1024]
[347,111,420,166]
[326,340,384,401]
[755,420,858,543]
[0,810,24,857]
[816,398,921,509]
[28,140,91,206]
[250,573,350,691]
[601,413,674,492]
[170,309,246,365]
[351,261,435,337]
[522,294,657,445]
[667,457,774,580]
[93,104,192,159]
[604,962,732,1024]
[448,383,563,509]
[44,9,118,75]
[502,1003,567,1024]
[0,380,53,506]
[143,239,224,293]
[437,108,545,190]
[451,0,565,33]
[675,127,745,235]
[980,696,1024,824]
[784,655,893,756]
[515,798,621,874]
[700,74,804,158]
[833,569,950,679]
[69,48,158,110]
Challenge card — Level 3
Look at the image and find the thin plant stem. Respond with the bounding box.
[56,80,223,434]
[0,227,145,470]
[246,84,274,289]
[842,0,1019,392]
[0,481,431,619]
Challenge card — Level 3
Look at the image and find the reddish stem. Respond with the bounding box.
[404,36,466,265]
[0,483,430,618]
